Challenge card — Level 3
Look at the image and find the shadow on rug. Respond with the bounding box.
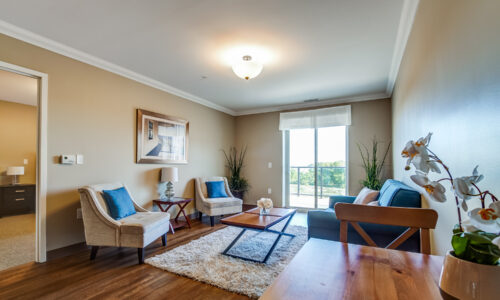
[146,224,307,299]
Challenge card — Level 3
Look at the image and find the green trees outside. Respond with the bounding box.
[290,161,346,195]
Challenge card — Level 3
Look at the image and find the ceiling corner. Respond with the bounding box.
[386,0,420,96]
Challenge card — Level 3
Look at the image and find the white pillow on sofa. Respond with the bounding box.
[353,187,379,205]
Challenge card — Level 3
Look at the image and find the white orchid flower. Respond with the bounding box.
[402,133,441,174]
[453,166,484,201]
[468,201,500,234]
[415,132,433,147]
[410,172,447,202]
[493,236,500,249]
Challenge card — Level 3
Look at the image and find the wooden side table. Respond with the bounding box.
[153,197,193,233]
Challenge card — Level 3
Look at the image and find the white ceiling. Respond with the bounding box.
[0,0,415,115]
[0,69,38,106]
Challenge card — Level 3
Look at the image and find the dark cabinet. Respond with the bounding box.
[0,184,36,217]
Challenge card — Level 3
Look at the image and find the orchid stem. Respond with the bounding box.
[426,147,463,230]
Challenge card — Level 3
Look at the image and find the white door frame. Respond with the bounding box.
[0,60,48,262]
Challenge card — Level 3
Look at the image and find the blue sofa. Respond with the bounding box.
[307,179,422,252]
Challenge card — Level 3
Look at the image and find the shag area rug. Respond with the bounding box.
[146,224,307,299]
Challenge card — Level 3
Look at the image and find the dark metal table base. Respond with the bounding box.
[222,211,296,264]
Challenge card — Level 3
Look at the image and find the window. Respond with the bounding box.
[281,106,350,209]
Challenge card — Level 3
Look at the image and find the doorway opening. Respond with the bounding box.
[0,61,48,268]
[285,126,347,209]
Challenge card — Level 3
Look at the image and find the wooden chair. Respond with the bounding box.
[334,203,438,254]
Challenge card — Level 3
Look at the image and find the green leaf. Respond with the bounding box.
[451,234,468,257]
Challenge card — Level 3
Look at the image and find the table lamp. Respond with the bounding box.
[7,166,24,185]
[161,167,178,200]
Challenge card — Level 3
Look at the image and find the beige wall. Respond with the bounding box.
[235,99,392,206]
[392,0,500,255]
[0,100,37,185]
[0,34,235,251]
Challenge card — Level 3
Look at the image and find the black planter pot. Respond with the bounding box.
[232,191,245,200]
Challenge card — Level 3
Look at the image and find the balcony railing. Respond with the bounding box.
[290,166,346,199]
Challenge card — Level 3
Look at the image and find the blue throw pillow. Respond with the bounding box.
[206,181,228,198]
[102,187,137,220]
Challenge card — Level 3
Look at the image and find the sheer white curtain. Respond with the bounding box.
[279,105,351,130]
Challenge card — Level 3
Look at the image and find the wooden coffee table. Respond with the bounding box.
[220,207,296,264]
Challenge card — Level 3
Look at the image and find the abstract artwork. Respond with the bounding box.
[136,109,189,164]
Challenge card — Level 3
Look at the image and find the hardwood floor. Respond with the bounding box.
[0,218,249,300]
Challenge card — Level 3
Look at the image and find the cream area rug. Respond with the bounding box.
[146,224,307,299]
[0,214,36,271]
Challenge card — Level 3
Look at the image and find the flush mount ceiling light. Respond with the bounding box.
[232,55,263,80]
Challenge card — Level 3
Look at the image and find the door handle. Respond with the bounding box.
[15,198,25,201]
[15,190,25,193]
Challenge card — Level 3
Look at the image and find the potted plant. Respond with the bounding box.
[223,146,250,200]
[402,133,499,300]
[358,137,391,190]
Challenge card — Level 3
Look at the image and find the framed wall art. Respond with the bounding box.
[136,109,189,164]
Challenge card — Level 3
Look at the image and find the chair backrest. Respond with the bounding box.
[195,176,233,198]
[334,203,438,254]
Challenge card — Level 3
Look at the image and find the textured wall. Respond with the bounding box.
[392,0,500,255]
[0,34,235,251]
[235,99,392,207]
[0,100,37,185]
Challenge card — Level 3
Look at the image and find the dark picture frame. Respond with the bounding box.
[136,109,189,164]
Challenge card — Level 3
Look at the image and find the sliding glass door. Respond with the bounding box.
[285,126,347,209]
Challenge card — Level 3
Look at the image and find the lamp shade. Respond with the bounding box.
[161,167,178,182]
[7,166,24,176]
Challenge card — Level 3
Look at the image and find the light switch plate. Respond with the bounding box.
[267,188,272,194]
[268,162,272,168]
[76,154,84,165]
[24,159,28,165]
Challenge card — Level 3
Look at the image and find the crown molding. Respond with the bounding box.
[386,0,420,96]
[0,20,237,116]
[234,92,389,116]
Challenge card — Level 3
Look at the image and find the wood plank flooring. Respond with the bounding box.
[0,218,249,300]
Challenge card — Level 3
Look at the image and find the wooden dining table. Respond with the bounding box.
[260,238,444,300]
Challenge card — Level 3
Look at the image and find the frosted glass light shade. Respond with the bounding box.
[7,166,24,175]
[232,55,263,80]
[161,167,178,182]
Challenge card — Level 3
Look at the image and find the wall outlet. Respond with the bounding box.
[24,158,28,165]
[76,208,82,219]
[267,188,272,194]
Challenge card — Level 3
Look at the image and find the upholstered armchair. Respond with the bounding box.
[78,182,171,264]
[194,177,242,226]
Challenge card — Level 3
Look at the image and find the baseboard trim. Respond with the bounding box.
[47,212,203,261]
[47,242,89,261]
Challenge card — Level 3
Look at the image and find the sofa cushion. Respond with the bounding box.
[206,181,228,198]
[119,212,170,234]
[102,187,136,220]
[202,197,242,210]
[353,187,379,205]
[378,179,421,208]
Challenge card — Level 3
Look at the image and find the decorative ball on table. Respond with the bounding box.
[257,198,273,215]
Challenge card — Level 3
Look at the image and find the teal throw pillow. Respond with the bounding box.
[102,187,136,220]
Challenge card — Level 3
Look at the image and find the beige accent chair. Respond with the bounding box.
[78,182,171,264]
[195,177,243,226]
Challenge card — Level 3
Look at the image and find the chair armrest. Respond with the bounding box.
[329,195,356,208]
